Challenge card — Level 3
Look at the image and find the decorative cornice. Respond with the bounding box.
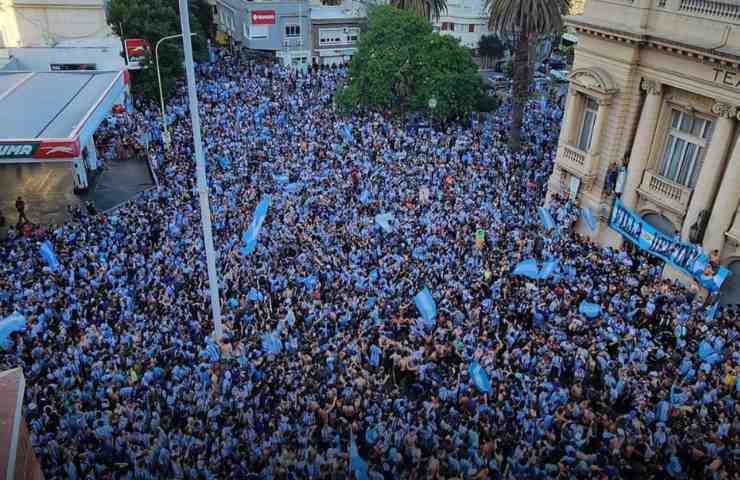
[712,101,738,119]
[567,19,740,70]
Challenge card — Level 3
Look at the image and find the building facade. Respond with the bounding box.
[433,0,490,50]
[215,0,367,67]
[309,5,363,66]
[0,0,111,48]
[216,0,312,66]
[0,0,123,72]
[547,0,740,303]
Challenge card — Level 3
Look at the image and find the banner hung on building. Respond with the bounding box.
[609,199,731,292]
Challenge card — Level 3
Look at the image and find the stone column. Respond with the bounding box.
[681,101,736,240]
[622,79,664,209]
[588,99,611,158]
[703,132,740,254]
[561,88,581,146]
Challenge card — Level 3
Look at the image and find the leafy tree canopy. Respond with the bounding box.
[108,0,210,100]
[478,34,506,60]
[336,6,484,121]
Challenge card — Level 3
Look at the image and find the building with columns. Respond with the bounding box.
[547,0,740,303]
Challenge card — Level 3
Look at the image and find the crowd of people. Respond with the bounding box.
[0,48,738,479]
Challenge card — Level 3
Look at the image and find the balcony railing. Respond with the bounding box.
[561,144,587,169]
[638,170,693,214]
[677,0,740,21]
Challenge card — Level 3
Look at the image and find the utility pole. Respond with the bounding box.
[178,0,224,341]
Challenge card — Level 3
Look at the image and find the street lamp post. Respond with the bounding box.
[428,97,437,129]
[155,33,196,148]
[178,0,224,341]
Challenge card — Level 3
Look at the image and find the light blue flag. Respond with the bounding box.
[579,301,601,319]
[469,361,493,393]
[705,302,720,321]
[342,125,354,145]
[538,207,556,231]
[415,288,437,328]
[241,196,271,256]
[286,182,302,193]
[359,189,372,205]
[512,259,540,280]
[582,208,597,232]
[349,434,369,480]
[273,174,289,184]
[215,155,229,170]
[247,288,263,302]
[538,260,559,280]
[702,267,731,292]
[0,313,26,350]
[261,331,283,355]
[39,241,60,271]
[375,213,395,233]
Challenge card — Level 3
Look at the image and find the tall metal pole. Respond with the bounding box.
[178,0,224,341]
[155,33,195,148]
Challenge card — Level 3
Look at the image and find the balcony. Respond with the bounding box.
[671,0,740,22]
[558,144,595,178]
[637,170,693,215]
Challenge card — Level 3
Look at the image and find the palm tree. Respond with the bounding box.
[486,0,570,151]
[391,0,447,21]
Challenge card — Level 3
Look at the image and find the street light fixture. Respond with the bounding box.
[178,0,224,341]
[428,97,437,129]
[155,32,196,148]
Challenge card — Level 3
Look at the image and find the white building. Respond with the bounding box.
[0,0,113,48]
[433,0,490,50]
[0,0,124,72]
[309,1,364,66]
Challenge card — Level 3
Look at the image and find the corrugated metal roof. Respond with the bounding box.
[0,71,120,140]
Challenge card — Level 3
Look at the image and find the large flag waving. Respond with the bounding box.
[241,196,271,256]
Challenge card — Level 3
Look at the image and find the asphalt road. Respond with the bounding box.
[0,157,153,227]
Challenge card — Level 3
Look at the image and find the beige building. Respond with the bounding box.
[0,0,111,48]
[547,0,740,302]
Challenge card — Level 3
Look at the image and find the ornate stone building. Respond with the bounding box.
[547,0,740,303]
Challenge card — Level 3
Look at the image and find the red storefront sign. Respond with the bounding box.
[251,10,276,25]
[124,39,151,69]
[0,139,81,160]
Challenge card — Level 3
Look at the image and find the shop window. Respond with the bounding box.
[658,109,712,187]
[577,97,598,152]
[285,24,301,38]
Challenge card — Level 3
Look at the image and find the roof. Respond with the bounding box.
[0,71,122,140]
[310,6,363,20]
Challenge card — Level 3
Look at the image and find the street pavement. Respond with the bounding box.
[0,157,153,228]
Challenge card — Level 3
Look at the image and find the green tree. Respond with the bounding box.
[412,35,482,121]
[477,34,506,69]
[337,6,483,121]
[486,0,570,151]
[390,0,447,20]
[108,0,210,100]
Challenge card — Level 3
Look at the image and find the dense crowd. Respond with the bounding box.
[1,49,739,479]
